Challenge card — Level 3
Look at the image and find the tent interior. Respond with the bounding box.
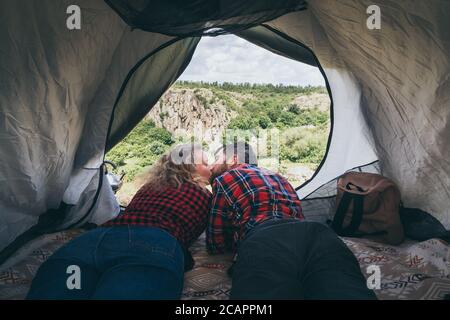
[1,0,450,299]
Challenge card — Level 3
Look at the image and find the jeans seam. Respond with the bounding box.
[140,226,178,256]
[93,227,113,269]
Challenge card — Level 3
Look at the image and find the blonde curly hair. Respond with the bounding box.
[144,143,207,190]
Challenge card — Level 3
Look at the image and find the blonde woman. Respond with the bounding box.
[27,144,211,300]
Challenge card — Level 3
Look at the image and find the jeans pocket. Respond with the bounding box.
[128,226,180,258]
[130,241,176,258]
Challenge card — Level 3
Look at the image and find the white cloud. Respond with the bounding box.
[178,34,325,86]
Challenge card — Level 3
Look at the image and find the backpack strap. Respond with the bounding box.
[332,191,364,236]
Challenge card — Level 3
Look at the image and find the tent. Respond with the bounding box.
[0,0,449,270]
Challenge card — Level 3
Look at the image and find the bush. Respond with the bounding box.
[106,149,126,167]
[277,111,297,127]
[148,141,167,155]
[267,107,280,122]
[242,101,262,113]
[297,108,329,127]
[139,154,157,168]
[227,116,258,130]
[287,104,301,115]
[280,127,328,163]
[281,140,324,163]
[105,119,174,179]
[147,127,174,145]
[258,115,272,129]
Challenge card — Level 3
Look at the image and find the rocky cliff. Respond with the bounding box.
[146,88,238,143]
[146,87,330,144]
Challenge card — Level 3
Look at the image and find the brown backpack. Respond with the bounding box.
[331,172,404,245]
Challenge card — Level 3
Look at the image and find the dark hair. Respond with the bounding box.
[217,141,257,165]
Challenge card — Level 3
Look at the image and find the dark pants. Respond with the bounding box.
[26,225,184,300]
[231,220,377,300]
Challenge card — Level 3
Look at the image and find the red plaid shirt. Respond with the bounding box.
[206,164,304,254]
[104,182,211,249]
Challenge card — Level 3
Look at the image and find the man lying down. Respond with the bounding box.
[206,141,377,300]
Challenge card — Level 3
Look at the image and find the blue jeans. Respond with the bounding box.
[231,220,377,300]
[26,225,184,300]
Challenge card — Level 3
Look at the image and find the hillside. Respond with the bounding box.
[146,87,238,143]
[107,81,331,205]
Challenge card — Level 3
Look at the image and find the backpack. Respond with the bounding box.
[331,171,404,245]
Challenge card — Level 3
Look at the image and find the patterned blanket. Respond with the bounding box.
[1,229,449,300]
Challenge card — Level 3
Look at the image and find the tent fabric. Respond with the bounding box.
[1,0,449,259]
[235,25,318,67]
[106,37,200,151]
[0,0,195,255]
[265,1,450,228]
[0,0,126,252]
[105,0,307,36]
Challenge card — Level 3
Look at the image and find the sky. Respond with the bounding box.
[178,34,325,87]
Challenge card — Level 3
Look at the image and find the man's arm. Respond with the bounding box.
[206,180,234,254]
